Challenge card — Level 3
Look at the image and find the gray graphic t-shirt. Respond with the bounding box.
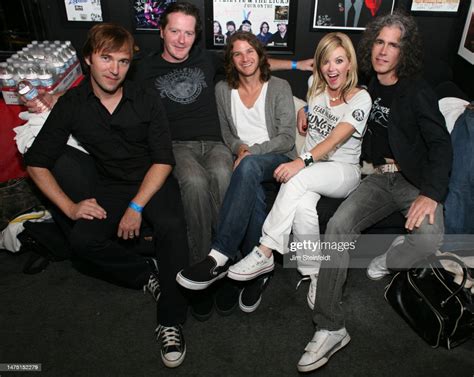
[304,88,371,165]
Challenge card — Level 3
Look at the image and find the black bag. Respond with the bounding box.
[384,254,474,349]
[18,221,72,274]
[0,178,43,231]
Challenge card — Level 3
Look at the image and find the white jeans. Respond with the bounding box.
[260,161,361,276]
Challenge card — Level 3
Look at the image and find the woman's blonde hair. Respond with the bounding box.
[307,32,358,103]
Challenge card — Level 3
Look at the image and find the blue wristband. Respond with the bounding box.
[291,60,298,70]
[129,201,144,213]
[303,105,308,113]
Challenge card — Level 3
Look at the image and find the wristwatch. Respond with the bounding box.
[300,152,314,167]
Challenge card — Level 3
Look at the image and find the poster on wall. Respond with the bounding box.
[205,0,297,54]
[63,0,103,22]
[410,0,460,13]
[133,0,176,31]
[311,0,395,30]
[458,0,474,64]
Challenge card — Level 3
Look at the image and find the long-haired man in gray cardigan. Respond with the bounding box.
[177,31,296,312]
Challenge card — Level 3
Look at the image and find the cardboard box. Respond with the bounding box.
[2,61,82,105]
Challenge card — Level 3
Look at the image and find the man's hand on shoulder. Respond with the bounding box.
[118,207,142,240]
[405,195,438,231]
[67,198,107,221]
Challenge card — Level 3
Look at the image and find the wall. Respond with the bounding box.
[37,0,473,99]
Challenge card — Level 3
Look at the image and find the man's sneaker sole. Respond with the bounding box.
[297,333,351,373]
[176,270,227,290]
[366,270,390,281]
[227,264,274,281]
[239,289,262,313]
[162,346,186,368]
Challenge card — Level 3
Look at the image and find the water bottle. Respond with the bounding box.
[38,63,54,91]
[25,63,41,87]
[51,52,66,77]
[0,63,9,89]
[13,63,23,82]
[64,41,78,64]
[17,79,51,112]
[60,45,74,67]
[36,43,46,60]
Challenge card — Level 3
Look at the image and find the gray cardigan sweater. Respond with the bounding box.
[215,76,297,159]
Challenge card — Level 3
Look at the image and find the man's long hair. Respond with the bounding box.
[358,11,422,79]
[224,32,271,89]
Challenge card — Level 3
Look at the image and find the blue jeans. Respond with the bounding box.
[172,141,233,264]
[211,154,290,259]
[314,172,444,330]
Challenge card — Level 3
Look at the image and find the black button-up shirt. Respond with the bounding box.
[25,79,175,183]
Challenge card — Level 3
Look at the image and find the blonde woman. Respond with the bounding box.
[227,32,372,309]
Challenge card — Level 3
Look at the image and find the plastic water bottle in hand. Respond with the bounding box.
[17,79,52,113]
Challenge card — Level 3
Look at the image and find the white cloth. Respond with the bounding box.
[14,111,88,154]
[304,89,371,164]
[261,161,360,275]
[438,97,469,134]
[0,210,52,252]
[231,82,270,146]
[436,250,474,294]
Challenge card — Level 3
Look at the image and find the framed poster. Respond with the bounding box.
[63,0,103,22]
[410,0,461,13]
[311,0,395,31]
[133,0,176,31]
[205,0,298,54]
[458,0,474,64]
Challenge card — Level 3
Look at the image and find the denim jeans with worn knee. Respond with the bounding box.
[211,154,290,259]
[314,172,444,330]
[172,141,233,263]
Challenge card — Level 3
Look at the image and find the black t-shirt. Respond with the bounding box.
[24,80,174,183]
[133,46,224,141]
[362,79,398,165]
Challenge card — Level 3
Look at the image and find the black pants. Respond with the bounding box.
[52,147,189,326]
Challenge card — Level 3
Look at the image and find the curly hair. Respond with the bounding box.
[160,1,202,36]
[307,32,359,103]
[224,32,271,89]
[358,11,422,79]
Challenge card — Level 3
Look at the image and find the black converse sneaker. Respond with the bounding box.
[156,325,186,368]
[239,273,273,313]
[144,259,161,302]
[176,256,232,290]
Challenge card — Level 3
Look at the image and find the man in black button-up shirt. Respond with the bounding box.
[24,24,188,368]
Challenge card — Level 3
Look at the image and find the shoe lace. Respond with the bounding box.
[156,325,182,348]
[144,272,160,302]
[295,276,311,291]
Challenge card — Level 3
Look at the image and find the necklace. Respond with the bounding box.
[326,90,340,102]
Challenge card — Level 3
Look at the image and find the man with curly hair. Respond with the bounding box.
[296,11,452,372]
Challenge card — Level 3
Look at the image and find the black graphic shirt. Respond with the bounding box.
[133,47,224,141]
[362,79,398,165]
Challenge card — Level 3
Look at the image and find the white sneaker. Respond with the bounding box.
[296,274,317,310]
[367,235,405,280]
[227,246,274,281]
[297,328,350,372]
